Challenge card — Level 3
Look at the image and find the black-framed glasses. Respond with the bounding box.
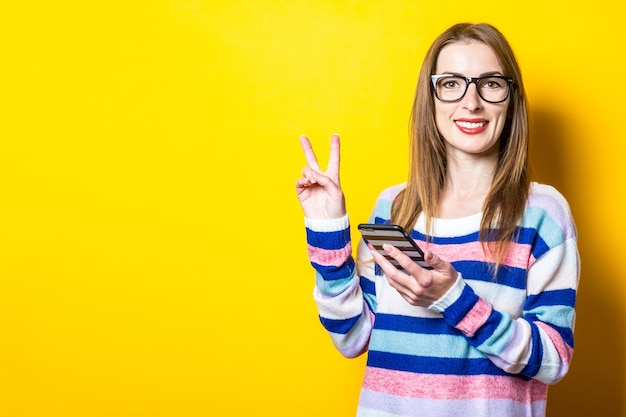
[431,74,514,103]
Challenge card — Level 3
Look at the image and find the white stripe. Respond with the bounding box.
[527,239,579,295]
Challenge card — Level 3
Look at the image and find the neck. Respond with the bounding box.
[445,153,497,196]
[437,152,497,218]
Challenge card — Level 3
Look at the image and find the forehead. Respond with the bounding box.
[435,41,502,75]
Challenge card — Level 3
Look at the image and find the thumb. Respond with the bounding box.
[424,250,447,272]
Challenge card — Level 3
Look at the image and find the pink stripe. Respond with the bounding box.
[363,367,547,402]
[425,241,532,269]
[536,321,574,363]
[455,298,492,336]
[307,243,352,267]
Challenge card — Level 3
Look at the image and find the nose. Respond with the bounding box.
[462,82,482,111]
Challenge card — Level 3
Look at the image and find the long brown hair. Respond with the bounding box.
[391,23,530,268]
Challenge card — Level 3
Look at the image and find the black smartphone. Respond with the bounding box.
[358,223,432,270]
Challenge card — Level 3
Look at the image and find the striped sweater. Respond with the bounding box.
[305,182,580,417]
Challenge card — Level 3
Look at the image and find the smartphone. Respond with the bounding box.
[358,223,432,270]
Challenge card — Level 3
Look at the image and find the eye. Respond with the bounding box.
[439,77,463,89]
[482,78,504,89]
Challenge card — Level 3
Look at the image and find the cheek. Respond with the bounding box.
[492,109,510,135]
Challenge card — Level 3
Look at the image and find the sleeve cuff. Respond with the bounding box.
[305,213,350,232]
[428,273,467,313]
[428,274,490,337]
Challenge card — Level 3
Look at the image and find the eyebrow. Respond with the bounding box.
[440,71,505,77]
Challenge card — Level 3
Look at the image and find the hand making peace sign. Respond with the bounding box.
[295,134,346,220]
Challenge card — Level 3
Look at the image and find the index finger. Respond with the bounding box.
[369,244,412,283]
[326,134,341,181]
[299,135,322,172]
[381,244,426,279]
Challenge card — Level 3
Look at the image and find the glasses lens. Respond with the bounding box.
[433,75,512,103]
[477,77,510,103]
[435,76,466,102]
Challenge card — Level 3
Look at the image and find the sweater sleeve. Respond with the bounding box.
[305,214,374,358]
[428,188,580,385]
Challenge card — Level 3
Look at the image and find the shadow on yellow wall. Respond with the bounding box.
[531,109,625,416]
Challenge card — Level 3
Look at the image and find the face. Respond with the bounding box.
[434,41,510,159]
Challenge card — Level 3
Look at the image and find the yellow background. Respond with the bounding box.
[0,1,624,416]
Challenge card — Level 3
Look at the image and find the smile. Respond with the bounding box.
[455,119,489,134]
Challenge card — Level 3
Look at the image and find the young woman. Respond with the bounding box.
[295,23,580,417]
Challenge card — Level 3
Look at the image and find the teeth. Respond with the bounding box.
[456,121,486,129]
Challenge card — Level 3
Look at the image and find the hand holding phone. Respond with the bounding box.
[358,223,432,270]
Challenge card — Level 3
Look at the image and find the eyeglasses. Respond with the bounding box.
[431,74,514,103]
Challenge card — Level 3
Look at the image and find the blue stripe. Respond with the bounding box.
[319,313,361,335]
[363,292,377,315]
[454,260,527,289]
[516,227,550,260]
[373,314,461,336]
[372,216,478,245]
[525,315,574,347]
[527,289,576,309]
[359,276,376,296]
[517,226,555,248]
[515,227,535,245]
[520,324,543,378]
[311,258,355,281]
[366,350,527,379]
[374,207,565,247]
[531,235,551,261]
[370,217,556,261]
[419,226,535,246]
[306,227,350,250]
[360,275,377,314]
[556,325,574,347]
[441,284,480,327]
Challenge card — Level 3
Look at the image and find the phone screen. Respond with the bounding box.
[358,223,431,270]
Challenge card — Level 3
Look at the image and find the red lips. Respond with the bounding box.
[455,119,489,134]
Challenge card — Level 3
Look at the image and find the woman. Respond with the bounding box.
[296,23,579,417]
